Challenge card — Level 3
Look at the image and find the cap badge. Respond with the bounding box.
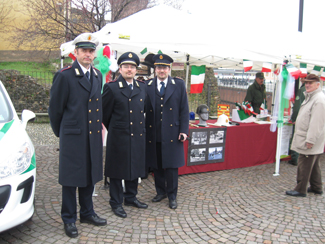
[128,53,133,58]
[88,35,92,41]
[159,55,163,59]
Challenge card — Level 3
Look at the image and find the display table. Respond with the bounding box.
[179,120,277,175]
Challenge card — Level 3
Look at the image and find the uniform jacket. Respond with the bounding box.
[145,76,189,169]
[102,75,146,181]
[244,81,266,114]
[48,61,103,187]
[291,86,325,155]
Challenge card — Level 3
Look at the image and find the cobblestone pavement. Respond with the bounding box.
[1,123,325,243]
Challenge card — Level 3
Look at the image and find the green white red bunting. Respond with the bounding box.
[286,64,301,79]
[299,63,307,78]
[243,59,253,72]
[190,65,206,94]
[310,66,322,75]
[261,62,272,72]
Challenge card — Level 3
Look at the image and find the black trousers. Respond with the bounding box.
[154,142,178,200]
[109,178,138,208]
[61,185,95,224]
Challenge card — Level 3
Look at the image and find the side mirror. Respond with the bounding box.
[21,110,36,129]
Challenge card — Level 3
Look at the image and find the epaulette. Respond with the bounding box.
[135,80,140,87]
[147,79,153,86]
[93,68,98,76]
[60,66,72,72]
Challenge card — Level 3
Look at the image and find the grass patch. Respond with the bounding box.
[0,61,56,73]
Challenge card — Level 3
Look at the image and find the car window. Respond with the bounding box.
[0,85,13,123]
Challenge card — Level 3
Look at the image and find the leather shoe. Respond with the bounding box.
[80,214,107,226]
[112,206,127,218]
[64,223,78,238]
[152,194,167,202]
[124,199,148,209]
[285,190,306,197]
[307,187,323,195]
[169,199,177,209]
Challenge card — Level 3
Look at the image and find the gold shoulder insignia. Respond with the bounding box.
[135,81,139,87]
[171,79,175,84]
[75,68,80,76]
[119,82,123,88]
[93,68,98,76]
[148,80,153,85]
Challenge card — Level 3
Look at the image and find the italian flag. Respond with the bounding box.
[243,59,253,72]
[299,63,307,78]
[190,65,206,94]
[321,68,325,81]
[261,62,272,72]
[286,64,301,79]
[310,65,322,75]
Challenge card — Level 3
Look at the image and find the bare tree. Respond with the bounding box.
[0,0,14,33]
[162,0,184,10]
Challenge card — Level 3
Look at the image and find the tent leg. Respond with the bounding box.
[185,54,190,91]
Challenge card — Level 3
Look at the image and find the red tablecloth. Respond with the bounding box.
[179,120,277,175]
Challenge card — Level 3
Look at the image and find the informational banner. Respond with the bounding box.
[187,127,227,166]
[280,123,293,158]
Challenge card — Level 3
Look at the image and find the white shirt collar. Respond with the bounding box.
[77,61,91,75]
[157,77,168,91]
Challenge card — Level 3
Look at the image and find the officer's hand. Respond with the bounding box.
[306,142,313,149]
[178,133,187,142]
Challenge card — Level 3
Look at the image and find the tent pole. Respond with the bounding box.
[61,56,64,69]
[185,54,190,91]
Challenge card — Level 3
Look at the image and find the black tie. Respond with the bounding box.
[160,82,165,95]
[85,71,90,80]
[129,84,133,90]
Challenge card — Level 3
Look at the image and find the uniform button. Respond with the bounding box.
[161,104,163,107]
[89,131,92,134]
[131,133,134,136]
[96,98,99,101]
[161,97,163,100]
[170,108,172,110]
[171,140,173,142]
[140,122,143,124]
[129,99,131,102]
[149,141,151,143]
[150,110,153,112]
[140,99,143,101]
[149,125,152,128]
[140,134,142,136]
[130,110,133,113]
[89,110,91,113]
[170,124,172,126]
[97,119,99,122]
[141,111,143,113]
[161,119,162,121]
[96,109,99,112]
[130,122,133,125]
[161,112,163,114]
[89,120,92,124]
[98,130,100,133]
[89,99,91,102]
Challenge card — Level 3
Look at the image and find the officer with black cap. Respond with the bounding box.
[244,72,267,114]
[102,52,148,218]
[145,53,189,209]
[49,33,106,238]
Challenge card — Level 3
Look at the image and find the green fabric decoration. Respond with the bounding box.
[94,47,112,93]
[278,66,290,128]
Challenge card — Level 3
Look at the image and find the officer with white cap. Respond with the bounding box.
[49,32,106,238]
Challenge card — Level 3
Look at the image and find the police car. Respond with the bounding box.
[0,80,36,232]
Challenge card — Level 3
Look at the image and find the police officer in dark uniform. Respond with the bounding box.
[102,52,148,218]
[244,72,267,114]
[145,54,189,209]
[49,33,107,238]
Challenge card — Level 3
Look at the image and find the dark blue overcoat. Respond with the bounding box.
[102,75,146,181]
[48,61,103,187]
[145,76,189,169]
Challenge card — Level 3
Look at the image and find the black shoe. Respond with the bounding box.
[152,194,167,202]
[64,223,78,238]
[112,206,127,218]
[124,199,148,209]
[285,190,306,197]
[288,160,298,166]
[169,199,177,209]
[307,187,323,195]
[80,214,107,226]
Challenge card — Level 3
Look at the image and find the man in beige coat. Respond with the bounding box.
[286,74,325,197]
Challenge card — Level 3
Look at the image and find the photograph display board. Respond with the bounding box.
[187,127,227,166]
